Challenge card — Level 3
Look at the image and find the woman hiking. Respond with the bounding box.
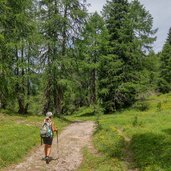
[42,111,57,164]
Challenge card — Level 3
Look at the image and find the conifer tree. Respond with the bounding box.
[158,27,171,93]
[0,0,11,108]
[100,0,156,112]
[39,0,87,115]
[0,0,39,113]
[75,12,109,107]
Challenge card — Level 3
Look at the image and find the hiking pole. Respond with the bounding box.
[56,130,59,158]
[56,130,58,144]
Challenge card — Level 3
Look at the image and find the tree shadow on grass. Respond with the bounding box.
[130,132,171,170]
[79,112,95,117]
[57,115,74,123]
[162,128,171,136]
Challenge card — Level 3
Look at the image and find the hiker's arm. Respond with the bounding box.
[52,122,57,132]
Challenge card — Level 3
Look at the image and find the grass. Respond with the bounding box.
[0,93,171,171]
[78,148,126,171]
[0,112,68,169]
[72,93,171,171]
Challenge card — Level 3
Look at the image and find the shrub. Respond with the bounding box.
[157,78,170,94]
[132,115,143,127]
[133,101,149,111]
[156,101,162,111]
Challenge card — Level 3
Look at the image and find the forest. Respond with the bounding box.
[1,0,170,115]
[0,0,171,171]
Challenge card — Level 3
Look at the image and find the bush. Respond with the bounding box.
[133,101,149,111]
[132,115,142,127]
[156,101,162,111]
[100,82,137,113]
[157,78,170,94]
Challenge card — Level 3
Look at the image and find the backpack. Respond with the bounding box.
[40,122,53,138]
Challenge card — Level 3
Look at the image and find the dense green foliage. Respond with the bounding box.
[1,0,170,115]
[158,27,171,93]
[99,0,157,113]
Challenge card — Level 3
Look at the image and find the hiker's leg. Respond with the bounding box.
[47,145,51,157]
[44,144,48,157]
[46,137,53,157]
[45,145,51,164]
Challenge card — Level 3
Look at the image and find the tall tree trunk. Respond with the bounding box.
[25,45,31,113]
[56,85,63,114]
[15,46,24,114]
[53,3,68,115]
[18,44,27,114]
[43,77,51,115]
[62,4,68,56]
[18,96,25,114]
[90,68,96,104]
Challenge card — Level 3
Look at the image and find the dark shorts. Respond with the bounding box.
[43,137,53,145]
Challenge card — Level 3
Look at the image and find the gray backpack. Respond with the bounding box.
[40,122,53,138]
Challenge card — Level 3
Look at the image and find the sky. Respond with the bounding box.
[86,0,171,53]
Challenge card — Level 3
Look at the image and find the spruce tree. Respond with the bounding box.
[100,0,156,112]
[158,27,171,93]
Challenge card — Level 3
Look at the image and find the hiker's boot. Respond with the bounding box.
[45,156,49,164]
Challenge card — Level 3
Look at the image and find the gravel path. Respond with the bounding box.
[3,121,95,171]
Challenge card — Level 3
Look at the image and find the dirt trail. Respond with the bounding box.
[3,121,95,171]
[117,128,139,171]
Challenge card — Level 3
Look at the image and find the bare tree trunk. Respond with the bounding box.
[18,96,25,114]
[62,4,68,56]
[17,44,27,114]
[15,46,24,114]
[91,68,96,104]
[42,78,51,115]
[57,85,63,114]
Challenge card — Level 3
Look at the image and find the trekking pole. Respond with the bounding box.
[56,130,58,144]
[56,130,59,157]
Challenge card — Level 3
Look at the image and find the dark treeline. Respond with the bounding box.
[0,0,169,115]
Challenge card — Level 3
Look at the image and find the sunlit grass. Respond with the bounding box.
[75,94,171,171]
[1,93,171,170]
[78,148,126,171]
[0,113,68,169]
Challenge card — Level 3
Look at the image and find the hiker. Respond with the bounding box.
[42,111,57,164]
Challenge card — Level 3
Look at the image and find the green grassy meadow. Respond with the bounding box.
[74,94,171,171]
[0,93,171,171]
[0,113,68,169]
